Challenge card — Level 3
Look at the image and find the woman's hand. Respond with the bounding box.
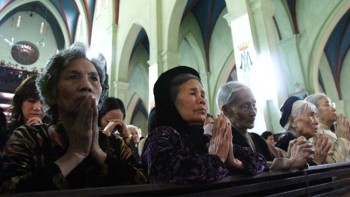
[65,96,94,158]
[89,97,107,164]
[312,134,331,164]
[55,96,95,176]
[103,119,129,138]
[335,114,350,140]
[227,140,244,169]
[26,116,43,125]
[208,116,230,163]
[288,136,314,168]
[103,121,120,136]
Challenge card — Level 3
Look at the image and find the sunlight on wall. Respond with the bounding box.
[148,63,158,112]
[230,13,279,134]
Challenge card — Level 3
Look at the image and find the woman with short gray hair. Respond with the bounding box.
[216,81,315,170]
[1,43,147,193]
[305,93,350,163]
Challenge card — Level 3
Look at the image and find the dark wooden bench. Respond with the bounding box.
[11,162,350,196]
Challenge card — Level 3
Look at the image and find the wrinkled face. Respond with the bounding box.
[133,130,141,143]
[317,96,337,126]
[292,106,318,139]
[174,79,207,124]
[225,89,257,130]
[100,109,124,129]
[54,58,102,117]
[22,98,45,123]
[128,126,141,143]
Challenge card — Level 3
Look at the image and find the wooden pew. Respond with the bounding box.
[11,162,350,196]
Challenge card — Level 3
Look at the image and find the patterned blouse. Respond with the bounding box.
[0,121,148,193]
[141,126,267,184]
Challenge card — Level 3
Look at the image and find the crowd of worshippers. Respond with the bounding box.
[0,42,349,193]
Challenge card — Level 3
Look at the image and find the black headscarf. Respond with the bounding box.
[153,66,207,154]
[279,96,301,127]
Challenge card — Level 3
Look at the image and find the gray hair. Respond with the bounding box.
[304,93,327,108]
[216,81,250,111]
[169,73,201,102]
[285,100,317,131]
[36,42,108,121]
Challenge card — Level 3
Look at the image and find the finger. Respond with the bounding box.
[295,136,306,146]
[321,138,329,150]
[213,116,223,137]
[77,97,93,130]
[211,117,218,137]
[91,97,99,134]
[312,135,318,147]
[219,116,227,138]
[223,125,231,145]
[324,142,332,153]
[303,146,315,154]
[227,124,232,141]
[289,139,296,147]
[27,117,42,125]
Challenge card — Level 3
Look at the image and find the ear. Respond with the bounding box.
[289,116,296,128]
[221,105,231,117]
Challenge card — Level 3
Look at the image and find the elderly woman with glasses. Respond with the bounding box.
[305,93,350,163]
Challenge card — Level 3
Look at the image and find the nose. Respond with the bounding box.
[79,77,93,92]
[248,106,257,116]
[313,116,319,125]
[33,101,43,111]
[199,96,206,105]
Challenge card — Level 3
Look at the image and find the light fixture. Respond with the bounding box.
[37,9,48,47]
[16,15,21,28]
[0,103,10,109]
[40,22,44,34]
[0,92,14,99]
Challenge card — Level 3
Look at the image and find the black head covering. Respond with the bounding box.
[147,107,157,135]
[153,66,207,154]
[279,96,301,127]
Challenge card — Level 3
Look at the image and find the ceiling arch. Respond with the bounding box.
[0,0,96,47]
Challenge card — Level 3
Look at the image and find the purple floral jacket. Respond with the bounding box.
[141,126,267,184]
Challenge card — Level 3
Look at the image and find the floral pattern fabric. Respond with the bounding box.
[0,121,148,193]
[141,126,267,184]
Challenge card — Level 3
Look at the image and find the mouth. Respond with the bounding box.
[30,113,42,117]
[75,96,90,103]
[195,108,207,114]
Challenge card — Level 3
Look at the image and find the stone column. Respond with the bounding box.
[113,80,130,120]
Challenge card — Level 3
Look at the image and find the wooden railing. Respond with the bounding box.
[11,162,350,196]
[0,67,35,92]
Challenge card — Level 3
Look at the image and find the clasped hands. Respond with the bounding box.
[208,116,243,169]
[287,134,331,167]
[65,96,106,164]
[335,114,350,140]
[26,116,43,125]
[103,119,129,138]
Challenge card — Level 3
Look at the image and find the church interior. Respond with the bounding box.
[1,0,349,136]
